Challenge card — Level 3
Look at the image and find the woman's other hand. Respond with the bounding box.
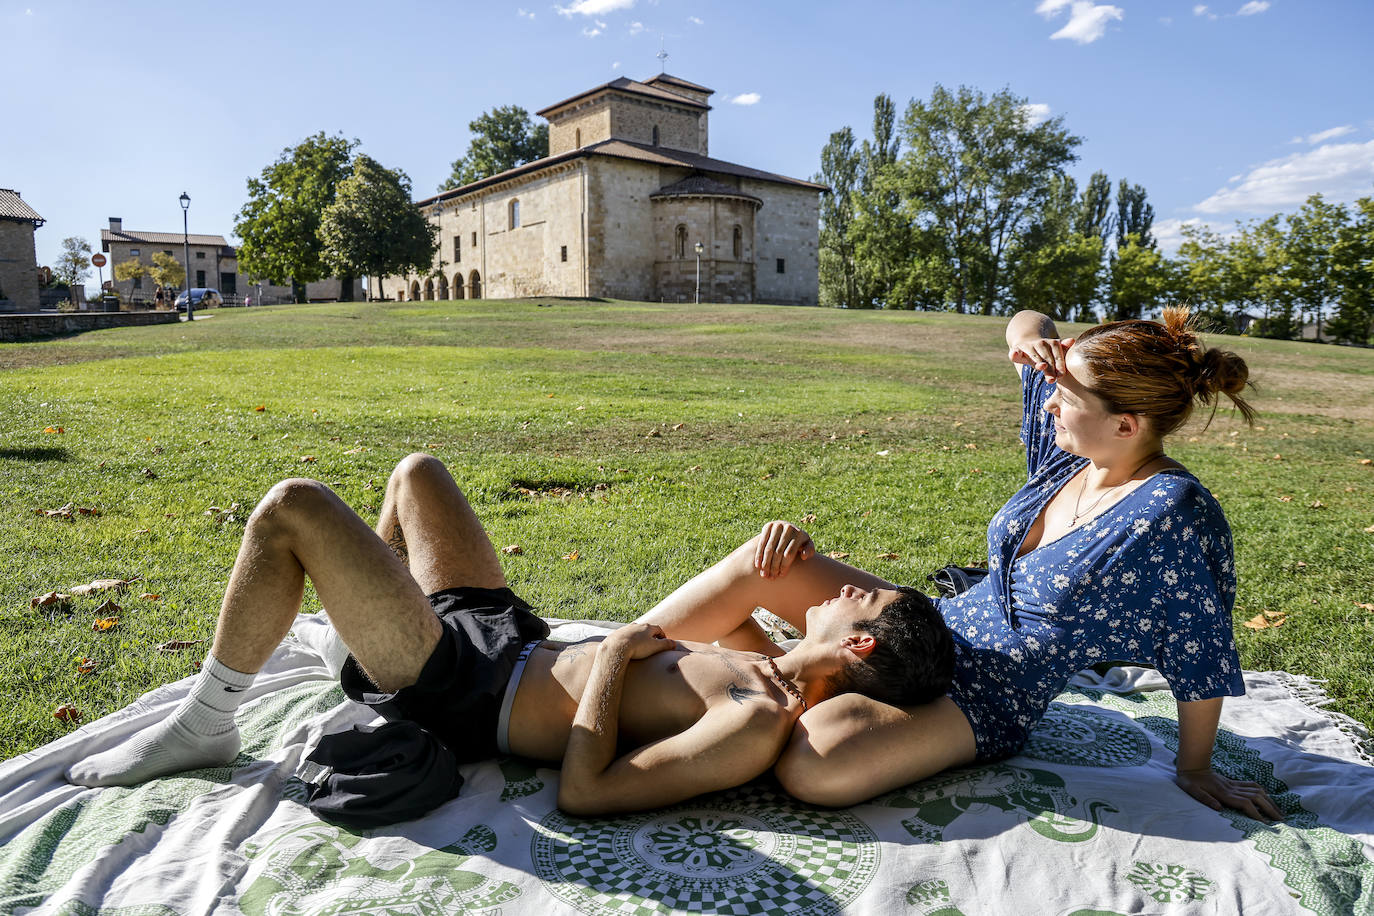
[1009,336,1075,383]
[754,521,816,579]
[1175,767,1283,823]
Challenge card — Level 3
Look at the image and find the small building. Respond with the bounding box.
[381,73,825,306]
[0,189,44,313]
[100,218,351,304]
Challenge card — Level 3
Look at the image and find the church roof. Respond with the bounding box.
[643,73,714,95]
[650,173,762,204]
[536,76,711,118]
[419,139,825,208]
[101,228,232,249]
[0,189,44,225]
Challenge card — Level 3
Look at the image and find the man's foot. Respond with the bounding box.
[66,717,241,787]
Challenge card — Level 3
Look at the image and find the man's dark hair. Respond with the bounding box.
[831,587,954,706]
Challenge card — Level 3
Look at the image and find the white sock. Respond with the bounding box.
[66,656,253,787]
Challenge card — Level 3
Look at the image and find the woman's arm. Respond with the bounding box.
[1173,697,1282,821]
[1005,309,1071,381]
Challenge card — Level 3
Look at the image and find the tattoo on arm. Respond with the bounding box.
[387,523,408,564]
[727,683,764,705]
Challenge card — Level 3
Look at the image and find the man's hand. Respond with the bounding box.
[605,623,677,660]
[1008,336,1075,382]
[1175,767,1282,822]
[754,521,815,579]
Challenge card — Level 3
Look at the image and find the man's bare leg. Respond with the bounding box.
[68,477,442,787]
[635,535,894,646]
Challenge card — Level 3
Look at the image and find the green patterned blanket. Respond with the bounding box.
[1,615,1370,916]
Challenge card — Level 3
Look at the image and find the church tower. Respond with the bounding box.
[539,74,713,157]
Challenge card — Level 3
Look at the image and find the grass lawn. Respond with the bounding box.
[3,299,1372,760]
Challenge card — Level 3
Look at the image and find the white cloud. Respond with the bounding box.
[582,22,604,36]
[730,92,762,106]
[628,20,645,34]
[612,60,622,69]
[1305,125,1355,145]
[556,0,634,17]
[1236,1,1269,15]
[1194,139,1374,214]
[1193,4,1218,18]
[1153,217,1235,256]
[517,7,535,18]
[688,15,704,24]
[1037,0,1124,44]
[1159,16,1173,25]
[1020,102,1052,126]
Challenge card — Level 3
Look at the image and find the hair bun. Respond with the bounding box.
[1198,347,1249,399]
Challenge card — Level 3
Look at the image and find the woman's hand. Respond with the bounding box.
[754,521,816,579]
[1009,336,1075,382]
[1175,767,1282,822]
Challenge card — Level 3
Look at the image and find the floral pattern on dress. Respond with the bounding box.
[936,368,1245,761]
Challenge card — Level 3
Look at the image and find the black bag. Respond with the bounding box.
[927,565,989,598]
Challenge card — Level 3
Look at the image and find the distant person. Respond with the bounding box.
[154,288,165,309]
[638,306,1282,823]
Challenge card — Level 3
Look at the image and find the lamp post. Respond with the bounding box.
[694,240,704,305]
[179,192,192,322]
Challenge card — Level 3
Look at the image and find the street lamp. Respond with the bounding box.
[179,192,192,322]
[694,240,704,305]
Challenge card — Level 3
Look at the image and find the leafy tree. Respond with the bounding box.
[440,105,548,191]
[1175,223,1235,330]
[113,258,148,296]
[54,237,93,292]
[320,155,437,301]
[852,94,925,308]
[235,132,358,303]
[1285,194,1348,340]
[1115,180,1155,250]
[1233,215,1298,338]
[1011,231,1104,322]
[1075,170,1114,248]
[1108,233,1170,320]
[1328,196,1374,345]
[896,84,1080,314]
[147,252,185,298]
[817,127,860,308]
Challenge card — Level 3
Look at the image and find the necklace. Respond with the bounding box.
[761,654,808,710]
[1070,452,1165,527]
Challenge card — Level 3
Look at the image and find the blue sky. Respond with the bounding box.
[4,0,1371,288]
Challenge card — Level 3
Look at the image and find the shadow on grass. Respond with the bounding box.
[0,447,70,462]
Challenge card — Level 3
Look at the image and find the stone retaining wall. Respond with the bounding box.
[0,310,179,342]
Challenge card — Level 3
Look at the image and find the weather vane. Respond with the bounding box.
[657,36,669,73]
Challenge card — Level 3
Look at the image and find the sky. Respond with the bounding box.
[3,0,1372,292]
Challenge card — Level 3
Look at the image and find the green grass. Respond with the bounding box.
[3,299,1372,760]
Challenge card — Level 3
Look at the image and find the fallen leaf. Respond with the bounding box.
[964,443,978,450]
[157,638,208,653]
[576,405,586,411]
[546,393,555,398]
[1243,614,1270,630]
[151,446,163,455]
[688,465,703,472]
[343,446,366,455]
[94,599,122,616]
[198,439,212,446]
[133,527,151,535]
[31,591,71,610]
[1309,501,1326,509]
[1295,561,1307,569]
[254,405,266,412]
[1356,603,1374,612]
[1273,454,1283,461]
[247,434,259,441]
[645,429,661,438]
[53,704,81,722]
[827,551,850,560]
[761,473,774,480]
[70,578,134,597]
[141,468,157,479]
[1364,525,1374,534]
[561,550,580,561]
[43,426,65,434]
[800,513,817,524]
[1263,610,1287,619]
[92,617,119,631]
[299,455,317,463]
[856,429,868,436]
[77,657,98,674]
[876,552,900,560]
[501,545,523,555]
[671,423,684,430]
[1361,459,1372,466]
[140,593,161,601]
[1276,496,1293,502]
[876,449,891,457]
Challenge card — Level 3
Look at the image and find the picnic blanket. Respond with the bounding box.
[2,614,1371,916]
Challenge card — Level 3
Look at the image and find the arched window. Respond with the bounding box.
[575,128,582,147]
[469,270,482,299]
[733,225,743,260]
[424,278,434,301]
[652,125,660,147]
[453,272,465,300]
[675,224,688,259]
[509,199,520,230]
[409,280,421,301]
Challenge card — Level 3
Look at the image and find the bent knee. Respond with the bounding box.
[388,452,452,491]
[251,478,338,531]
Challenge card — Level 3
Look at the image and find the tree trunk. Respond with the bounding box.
[291,279,305,304]
[341,275,355,302]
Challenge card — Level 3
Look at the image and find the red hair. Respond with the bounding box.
[1073,306,1255,435]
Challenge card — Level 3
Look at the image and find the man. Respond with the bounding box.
[67,454,954,818]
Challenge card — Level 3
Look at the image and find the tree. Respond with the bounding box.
[113,258,148,296]
[852,94,925,308]
[1075,170,1114,248]
[1115,180,1155,250]
[896,84,1081,314]
[1175,223,1235,331]
[1009,173,1103,321]
[1286,194,1348,340]
[1108,233,1170,320]
[235,132,358,303]
[1229,215,1297,339]
[54,237,92,293]
[147,252,185,298]
[817,127,860,308]
[1328,196,1374,345]
[320,155,437,301]
[440,105,548,191]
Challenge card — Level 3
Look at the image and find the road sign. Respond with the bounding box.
[91,253,107,268]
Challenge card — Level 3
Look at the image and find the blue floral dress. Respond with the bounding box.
[937,368,1246,761]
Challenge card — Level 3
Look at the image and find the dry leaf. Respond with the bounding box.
[43,426,65,434]
[1273,454,1283,461]
[546,393,555,398]
[562,550,580,561]
[1364,525,1374,534]
[92,617,120,631]
[761,473,774,481]
[1243,614,1270,630]
[1360,459,1372,466]
[343,446,366,455]
[157,638,207,653]
[300,455,317,463]
[1295,561,1307,569]
[827,551,850,560]
[254,405,266,412]
[575,405,586,411]
[198,439,212,446]
[688,465,703,472]
[876,552,900,560]
[53,704,81,722]
[964,443,978,450]
[671,423,684,430]
[800,513,817,524]
[1309,501,1326,509]
[645,429,661,438]
[140,593,161,601]
[31,591,71,610]
[248,434,259,441]
[142,468,157,479]
[94,598,122,616]
[501,545,523,555]
[71,578,135,597]
[1276,496,1293,502]
[1356,603,1374,612]
[77,657,98,675]
[1263,610,1287,619]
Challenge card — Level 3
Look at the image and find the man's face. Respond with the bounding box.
[807,584,898,637]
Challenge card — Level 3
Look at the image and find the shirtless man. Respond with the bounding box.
[67,454,954,817]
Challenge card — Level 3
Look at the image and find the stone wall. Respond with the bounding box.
[586,158,660,301]
[651,191,757,303]
[746,182,820,307]
[0,220,41,312]
[0,310,177,342]
[105,240,228,300]
[608,96,705,155]
[548,99,613,156]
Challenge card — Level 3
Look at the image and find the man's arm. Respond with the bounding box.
[557,625,787,816]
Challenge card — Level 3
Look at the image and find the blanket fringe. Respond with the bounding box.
[1269,671,1374,767]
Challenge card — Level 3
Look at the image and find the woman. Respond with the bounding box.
[638,307,1281,821]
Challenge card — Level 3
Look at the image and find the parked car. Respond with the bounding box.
[173,288,223,311]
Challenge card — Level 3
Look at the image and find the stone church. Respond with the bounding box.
[379,73,824,306]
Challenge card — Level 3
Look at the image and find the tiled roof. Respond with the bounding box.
[643,73,714,95]
[418,138,825,207]
[0,189,44,224]
[650,174,762,204]
[101,229,231,248]
[537,76,710,118]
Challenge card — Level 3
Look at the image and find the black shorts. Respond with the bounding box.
[338,585,550,762]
